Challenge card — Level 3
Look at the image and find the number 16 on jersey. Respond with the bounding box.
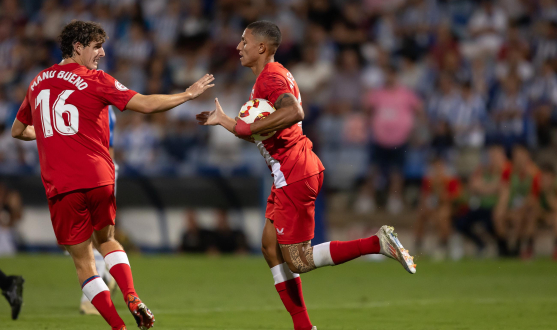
[36,89,79,137]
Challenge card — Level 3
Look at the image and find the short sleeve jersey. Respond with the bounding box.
[16,63,137,198]
[251,62,324,188]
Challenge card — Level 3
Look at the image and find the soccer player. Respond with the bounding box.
[11,21,214,330]
[196,21,415,330]
[0,269,24,320]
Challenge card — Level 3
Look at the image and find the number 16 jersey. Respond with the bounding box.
[16,63,137,198]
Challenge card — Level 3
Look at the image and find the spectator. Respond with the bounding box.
[463,0,508,59]
[490,75,528,150]
[328,49,363,108]
[451,80,487,176]
[213,210,249,254]
[356,64,423,214]
[180,210,215,254]
[290,45,333,98]
[529,60,557,147]
[415,156,462,260]
[532,20,557,68]
[494,144,540,257]
[456,144,510,256]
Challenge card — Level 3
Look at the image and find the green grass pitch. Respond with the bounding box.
[1,255,556,329]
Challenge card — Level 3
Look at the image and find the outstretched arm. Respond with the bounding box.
[126,74,215,114]
[196,99,254,143]
[11,119,36,141]
[196,93,303,138]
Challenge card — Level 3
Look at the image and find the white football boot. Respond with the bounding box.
[377,225,416,274]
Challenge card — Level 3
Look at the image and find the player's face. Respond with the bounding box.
[81,40,105,70]
[237,29,259,67]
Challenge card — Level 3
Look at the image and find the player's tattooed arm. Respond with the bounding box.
[11,119,36,141]
[280,241,316,274]
[249,93,304,135]
[274,93,297,110]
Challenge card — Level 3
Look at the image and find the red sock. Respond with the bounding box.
[329,236,380,265]
[275,277,312,330]
[82,276,125,329]
[104,250,137,301]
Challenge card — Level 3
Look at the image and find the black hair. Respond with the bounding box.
[58,20,107,59]
[246,21,282,51]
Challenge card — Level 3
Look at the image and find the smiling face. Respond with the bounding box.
[76,39,105,70]
[237,29,262,68]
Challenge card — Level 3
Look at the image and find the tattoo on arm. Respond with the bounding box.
[274,93,297,110]
[281,241,316,273]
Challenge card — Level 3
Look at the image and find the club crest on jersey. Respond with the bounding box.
[276,228,284,235]
[115,80,129,91]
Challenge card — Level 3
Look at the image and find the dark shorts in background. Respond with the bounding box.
[370,143,407,174]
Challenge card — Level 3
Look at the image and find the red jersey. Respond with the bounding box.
[16,63,137,198]
[250,62,324,188]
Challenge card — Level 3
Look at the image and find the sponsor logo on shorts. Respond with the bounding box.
[276,228,284,235]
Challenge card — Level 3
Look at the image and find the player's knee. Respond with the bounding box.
[261,243,277,262]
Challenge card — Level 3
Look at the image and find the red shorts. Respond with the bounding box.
[265,172,324,244]
[48,185,116,245]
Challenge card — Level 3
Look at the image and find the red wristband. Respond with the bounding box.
[234,120,252,137]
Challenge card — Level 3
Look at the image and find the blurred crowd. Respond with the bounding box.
[1,0,557,257]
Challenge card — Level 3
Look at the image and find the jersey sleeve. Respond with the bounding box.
[16,94,33,125]
[259,73,293,105]
[97,72,138,111]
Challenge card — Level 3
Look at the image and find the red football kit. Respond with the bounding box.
[251,62,325,244]
[17,63,137,244]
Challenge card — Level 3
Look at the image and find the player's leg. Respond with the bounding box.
[49,190,125,329]
[89,184,154,330]
[80,249,112,315]
[279,224,414,275]
[276,173,415,275]
[262,189,313,330]
[0,268,24,320]
[65,239,125,329]
[93,226,154,329]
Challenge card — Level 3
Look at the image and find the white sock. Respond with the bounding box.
[270,263,299,285]
[312,242,334,268]
[104,250,130,271]
[81,276,109,302]
[81,250,108,304]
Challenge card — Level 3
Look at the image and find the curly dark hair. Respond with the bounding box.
[58,20,107,59]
